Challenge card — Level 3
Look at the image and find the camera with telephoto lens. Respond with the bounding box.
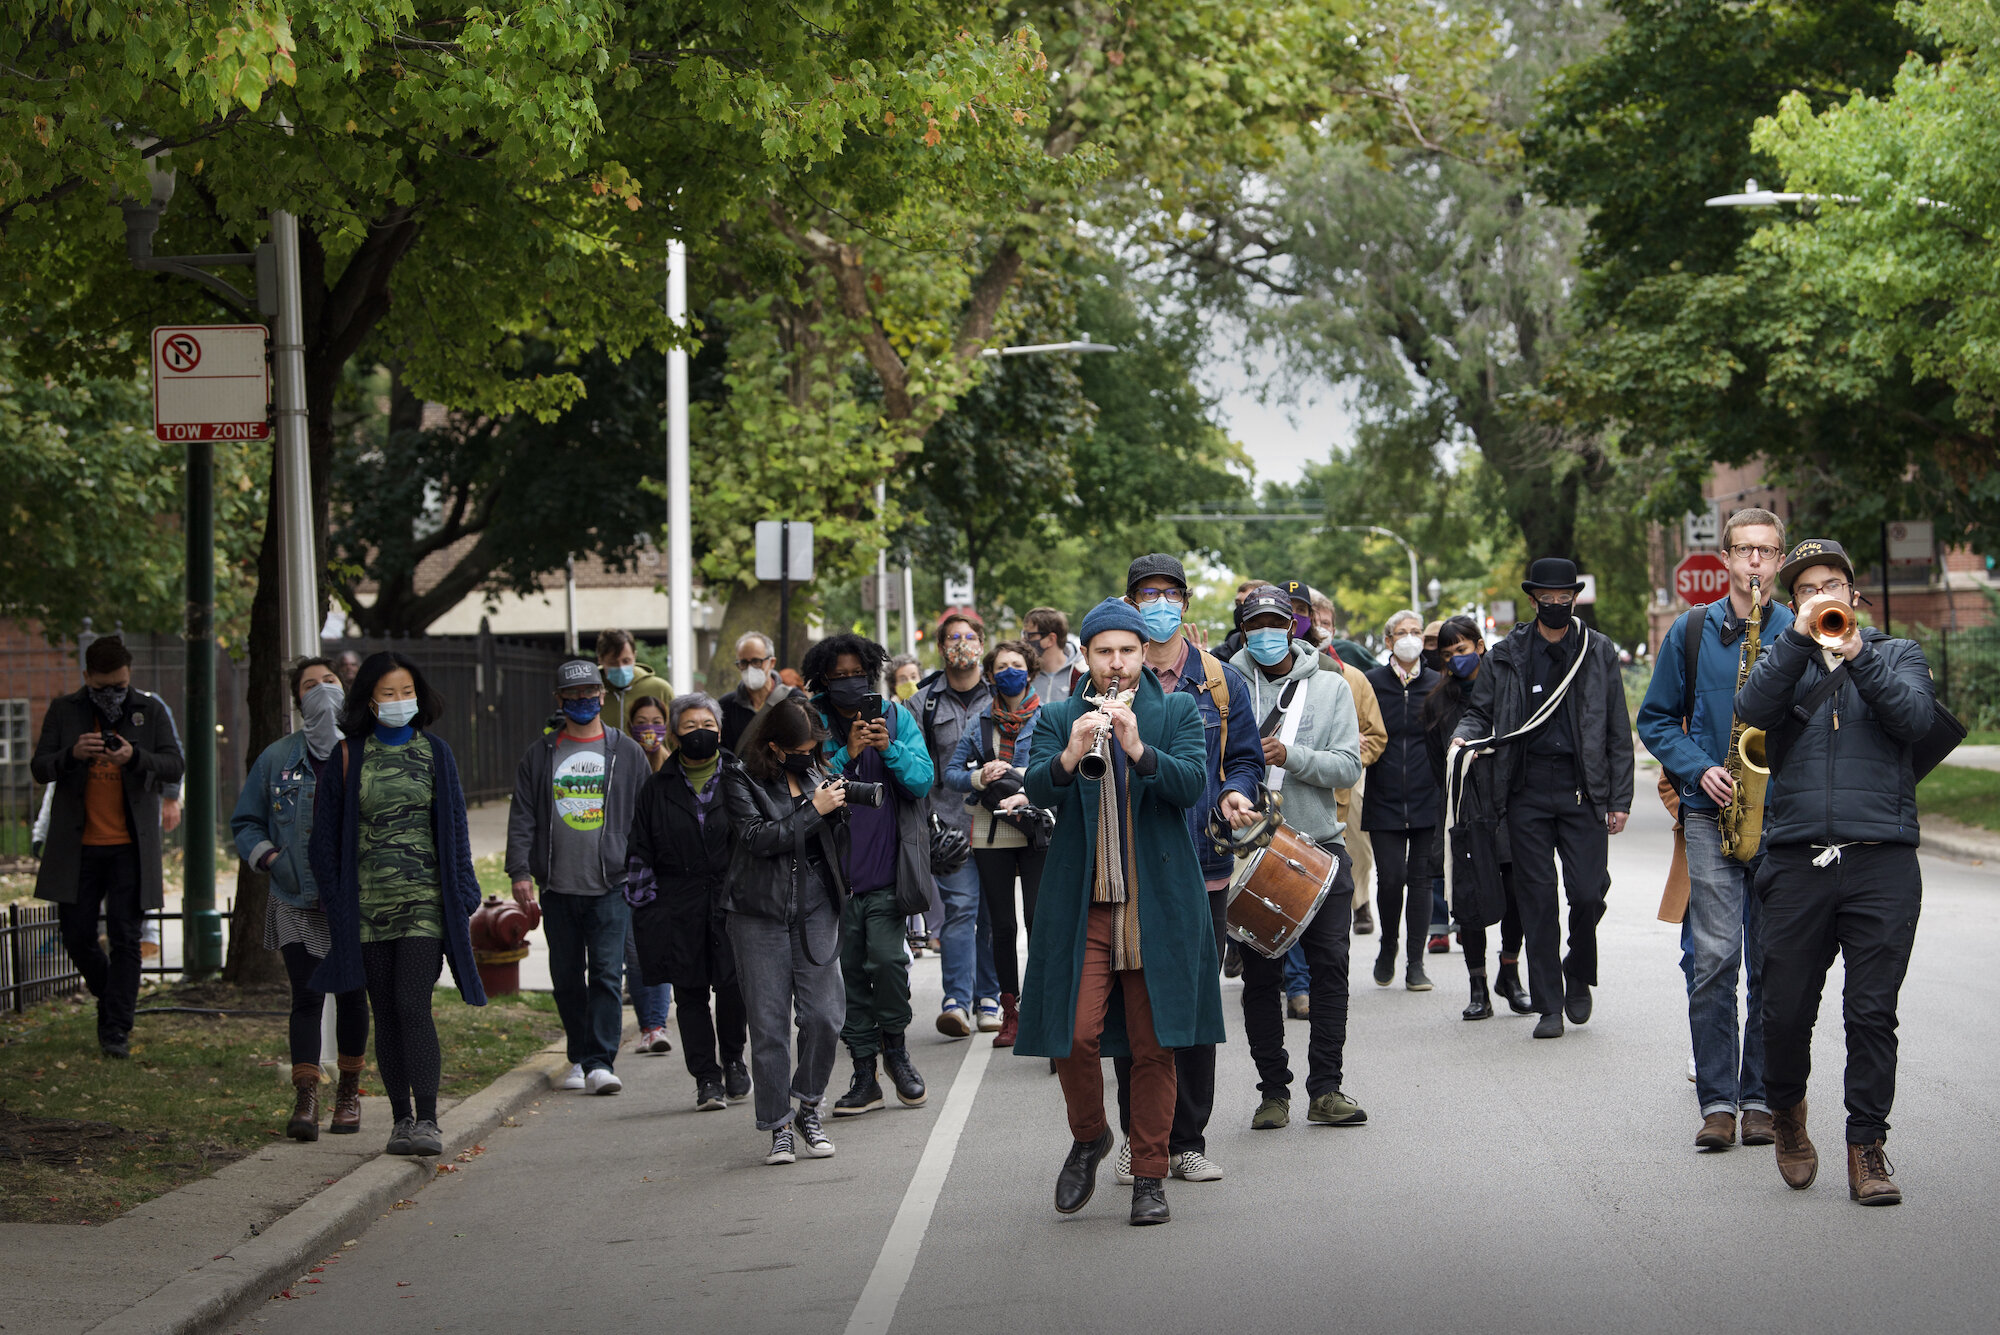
[836,779,886,809]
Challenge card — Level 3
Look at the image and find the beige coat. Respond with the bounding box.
[1338,659,1385,900]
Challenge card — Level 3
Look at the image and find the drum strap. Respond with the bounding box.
[1263,679,1306,795]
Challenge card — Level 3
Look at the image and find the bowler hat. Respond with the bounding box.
[1776,538,1855,595]
[1521,557,1585,595]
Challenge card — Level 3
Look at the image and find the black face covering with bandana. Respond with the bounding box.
[89,685,129,722]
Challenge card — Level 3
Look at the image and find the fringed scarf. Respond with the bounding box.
[991,691,1040,763]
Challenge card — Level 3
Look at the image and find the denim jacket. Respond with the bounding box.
[230,730,320,909]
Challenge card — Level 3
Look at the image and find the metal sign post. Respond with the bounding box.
[754,521,814,669]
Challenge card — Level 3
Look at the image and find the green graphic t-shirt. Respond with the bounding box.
[356,734,443,941]
[546,731,611,895]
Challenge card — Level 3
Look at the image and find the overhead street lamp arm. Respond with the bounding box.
[1154,511,1424,614]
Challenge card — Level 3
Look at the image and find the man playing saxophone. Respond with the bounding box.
[1637,508,1792,1153]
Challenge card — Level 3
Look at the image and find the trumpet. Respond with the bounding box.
[1805,599,1856,649]
[1077,674,1131,781]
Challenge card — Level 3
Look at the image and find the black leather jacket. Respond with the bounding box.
[718,762,847,922]
[1452,621,1635,816]
[1734,626,1932,847]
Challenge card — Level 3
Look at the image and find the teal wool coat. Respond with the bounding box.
[1014,670,1226,1059]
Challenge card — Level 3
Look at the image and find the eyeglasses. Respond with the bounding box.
[1132,588,1188,607]
[944,631,981,643]
[1729,544,1783,561]
[734,656,773,671]
[1793,578,1851,601]
[1532,592,1576,607]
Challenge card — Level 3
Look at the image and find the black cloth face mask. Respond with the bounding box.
[1536,601,1574,631]
[677,727,721,762]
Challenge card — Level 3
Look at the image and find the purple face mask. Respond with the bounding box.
[1291,612,1313,639]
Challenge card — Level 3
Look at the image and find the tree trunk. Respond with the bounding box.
[222,455,289,984]
[703,581,819,698]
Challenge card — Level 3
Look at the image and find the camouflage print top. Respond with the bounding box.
[356,734,443,942]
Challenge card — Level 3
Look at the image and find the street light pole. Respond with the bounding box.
[270,209,317,671]
[874,481,890,648]
[1332,525,1423,614]
[666,241,693,694]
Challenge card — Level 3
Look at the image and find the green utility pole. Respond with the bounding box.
[183,439,222,974]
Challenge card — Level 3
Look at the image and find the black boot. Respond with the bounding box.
[832,1056,884,1116]
[1494,960,1533,1014]
[1462,973,1493,1021]
[1130,1176,1171,1226]
[881,1033,927,1107]
[1055,1129,1114,1214]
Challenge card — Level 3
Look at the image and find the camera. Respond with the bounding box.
[837,779,887,809]
[100,728,122,752]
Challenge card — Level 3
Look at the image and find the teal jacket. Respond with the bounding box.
[1015,670,1225,1058]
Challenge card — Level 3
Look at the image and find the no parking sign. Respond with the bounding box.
[151,325,271,442]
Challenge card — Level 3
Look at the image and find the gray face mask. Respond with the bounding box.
[301,681,345,760]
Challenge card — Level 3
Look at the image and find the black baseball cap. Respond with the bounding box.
[1777,538,1855,595]
[1235,585,1295,631]
[1276,579,1311,607]
[1126,553,1188,593]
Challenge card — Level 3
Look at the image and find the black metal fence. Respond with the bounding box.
[1913,625,2000,733]
[0,899,235,1014]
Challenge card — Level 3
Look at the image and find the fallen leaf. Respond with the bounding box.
[397,1280,411,1287]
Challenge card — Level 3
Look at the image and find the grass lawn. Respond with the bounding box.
[1966,730,2000,745]
[0,980,561,1226]
[1919,763,2000,835]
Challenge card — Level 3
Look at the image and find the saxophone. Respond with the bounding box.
[1717,576,1769,862]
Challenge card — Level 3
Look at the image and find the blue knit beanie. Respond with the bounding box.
[1079,596,1147,646]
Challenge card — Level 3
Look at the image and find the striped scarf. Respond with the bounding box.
[1088,690,1142,971]
[991,691,1040,763]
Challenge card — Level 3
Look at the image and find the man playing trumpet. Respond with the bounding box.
[1019,597,1222,1226]
[1735,537,1935,1206]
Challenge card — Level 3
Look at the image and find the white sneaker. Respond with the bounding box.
[1172,1150,1223,1182]
[1114,1138,1134,1185]
[974,997,1002,1032]
[558,1063,587,1091]
[1687,1055,1697,1083]
[935,1003,974,1039]
[640,1026,673,1054]
[585,1068,623,1095]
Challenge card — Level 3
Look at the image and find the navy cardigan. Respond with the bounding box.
[307,730,487,1005]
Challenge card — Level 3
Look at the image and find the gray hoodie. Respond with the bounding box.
[505,726,651,892]
[1227,639,1364,845]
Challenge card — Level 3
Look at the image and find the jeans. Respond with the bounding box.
[1283,942,1310,999]
[840,888,913,1058]
[1682,811,1767,1116]
[1430,876,1449,932]
[1055,905,1176,1180]
[58,845,144,1039]
[541,890,631,1073]
[730,896,846,1131]
[1759,842,1920,1144]
[1242,843,1354,1100]
[622,923,671,1031]
[1508,759,1610,1015]
[935,860,982,1010]
[1115,888,1227,1156]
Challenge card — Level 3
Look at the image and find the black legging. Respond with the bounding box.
[676,981,748,1081]
[280,942,370,1068]
[1372,828,1435,966]
[1459,865,1526,975]
[361,937,444,1123]
[973,844,1045,997]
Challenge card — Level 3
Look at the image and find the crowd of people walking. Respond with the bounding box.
[27,513,1941,1219]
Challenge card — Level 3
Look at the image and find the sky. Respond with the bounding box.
[1199,329,1356,491]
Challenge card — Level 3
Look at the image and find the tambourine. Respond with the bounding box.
[1205,784,1285,859]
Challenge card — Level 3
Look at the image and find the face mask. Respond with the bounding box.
[677,727,721,762]
[1423,648,1443,671]
[1536,601,1574,631]
[89,685,128,719]
[1393,635,1423,664]
[634,724,666,751]
[740,665,769,693]
[604,665,635,689]
[561,696,603,725]
[944,640,981,670]
[375,698,419,729]
[826,677,872,714]
[993,667,1029,697]
[895,679,918,701]
[301,681,345,760]
[780,750,816,776]
[1138,599,1183,643]
[1450,652,1481,679]
[1291,612,1313,640]
[1246,628,1292,667]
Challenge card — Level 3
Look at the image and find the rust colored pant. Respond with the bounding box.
[1055,905,1177,1180]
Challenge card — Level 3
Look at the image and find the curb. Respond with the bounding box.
[86,1022,628,1335]
[1921,816,2000,868]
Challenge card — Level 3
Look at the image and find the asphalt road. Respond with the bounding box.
[248,790,2000,1335]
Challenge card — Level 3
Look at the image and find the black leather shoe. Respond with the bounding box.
[1130,1177,1170,1226]
[1222,939,1243,979]
[1494,962,1534,1014]
[1055,1129,1114,1214]
[99,1031,130,1059]
[1462,975,1493,1021]
[881,1040,927,1107]
[833,1058,884,1116]
[1533,1011,1565,1039]
[1564,987,1593,1025]
[1372,943,1395,987]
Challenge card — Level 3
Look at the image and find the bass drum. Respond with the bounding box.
[1224,825,1337,959]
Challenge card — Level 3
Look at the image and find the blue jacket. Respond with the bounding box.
[943,700,1039,799]
[1165,646,1264,882]
[307,731,487,1006]
[231,731,320,909]
[1637,598,1797,813]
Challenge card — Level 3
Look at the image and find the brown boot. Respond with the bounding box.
[329,1062,363,1135]
[1740,1109,1775,1146]
[286,1067,321,1142]
[1847,1140,1901,1206]
[1695,1111,1737,1150]
[1772,1100,1817,1189]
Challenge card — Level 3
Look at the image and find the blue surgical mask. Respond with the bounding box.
[1450,652,1481,679]
[562,696,603,725]
[1139,599,1183,643]
[993,667,1029,697]
[1246,628,1292,666]
[604,665,635,689]
[375,698,419,728]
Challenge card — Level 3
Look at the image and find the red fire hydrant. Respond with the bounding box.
[470,895,541,997]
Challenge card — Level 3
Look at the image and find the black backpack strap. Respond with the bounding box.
[1680,606,1704,727]
[1766,662,1849,772]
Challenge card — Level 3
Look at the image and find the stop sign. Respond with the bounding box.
[1674,552,1731,605]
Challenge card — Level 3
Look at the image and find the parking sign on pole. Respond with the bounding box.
[151,325,270,442]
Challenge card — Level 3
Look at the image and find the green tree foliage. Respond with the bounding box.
[1525,0,1993,556]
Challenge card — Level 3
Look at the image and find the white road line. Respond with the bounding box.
[843,1038,995,1335]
